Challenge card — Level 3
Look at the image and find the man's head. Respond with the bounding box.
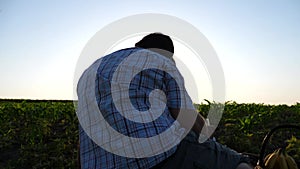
[135,33,174,59]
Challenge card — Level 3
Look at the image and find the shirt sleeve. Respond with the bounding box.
[164,61,195,110]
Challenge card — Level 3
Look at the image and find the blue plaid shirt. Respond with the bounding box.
[78,48,190,169]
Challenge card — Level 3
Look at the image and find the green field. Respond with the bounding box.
[0,99,299,168]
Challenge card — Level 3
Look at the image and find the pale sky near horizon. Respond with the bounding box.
[1,0,300,105]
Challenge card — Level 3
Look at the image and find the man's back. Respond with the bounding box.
[78,47,185,169]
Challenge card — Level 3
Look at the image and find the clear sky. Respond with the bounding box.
[0,0,299,105]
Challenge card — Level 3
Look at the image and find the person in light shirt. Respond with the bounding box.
[77,33,253,169]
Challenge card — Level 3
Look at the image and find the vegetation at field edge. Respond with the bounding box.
[0,99,299,168]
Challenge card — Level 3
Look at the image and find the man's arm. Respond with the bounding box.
[169,108,207,135]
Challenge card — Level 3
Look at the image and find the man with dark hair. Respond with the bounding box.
[135,32,174,59]
[77,33,253,169]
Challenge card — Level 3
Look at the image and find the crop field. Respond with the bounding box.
[0,99,299,168]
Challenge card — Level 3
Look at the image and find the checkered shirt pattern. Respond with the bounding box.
[78,47,189,169]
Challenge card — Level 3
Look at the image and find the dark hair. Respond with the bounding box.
[135,33,174,58]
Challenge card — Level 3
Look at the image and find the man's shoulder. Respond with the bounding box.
[107,47,139,58]
[82,47,178,78]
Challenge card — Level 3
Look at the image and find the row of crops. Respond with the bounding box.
[0,99,299,168]
[0,100,78,168]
